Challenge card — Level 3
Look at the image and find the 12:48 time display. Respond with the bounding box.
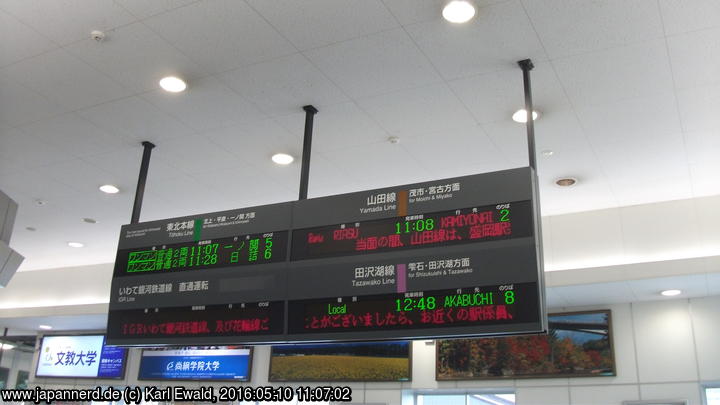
[396,296,436,311]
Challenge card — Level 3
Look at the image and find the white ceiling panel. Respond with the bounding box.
[187,165,296,210]
[0,0,718,287]
[203,119,300,164]
[247,0,399,51]
[681,131,720,167]
[552,39,674,108]
[0,165,81,203]
[116,0,200,19]
[149,134,245,174]
[538,175,618,216]
[143,174,238,217]
[77,96,195,142]
[219,53,349,117]
[0,128,75,170]
[481,119,529,168]
[532,109,594,156]
[0,0,136,46]
[523,0,664,59]
[273,102,387,153]
[382,0,508,26]
[40,159,120,195]
[536,145,604,188]
[0,72,67,127]
[667,27,720,90]
[66,22,207,94]
[0,9,56,68]
[141,76,265,132]
[304,28,442,99]
[306,152,363,198]
[356,83,477,137]
[399,124,509,179]
[2,49,132,111]
[80,146,185,183]
[405,0,546,80]
[612,174,694,207]
[592,132,689,181]
[575,93,682,147]
[689,162,720,198]
[659,0,720,36]
[626,274,710,300]
[19,113,130,159]
[143,0,296,74]
[322,142,431,191]
[675,84,720,133]
[449,63,569,124]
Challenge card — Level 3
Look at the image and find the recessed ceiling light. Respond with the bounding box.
[67,242,84,248]
[541,149,554,157]
[26,226,37,232]
[661,289,682,297]
[159,76,187,93]
[555,177,577,187]
[271,153,294,165]
[35,199,48,206]
[99,184,120,194]
[442,0,476,23]
[82,218,98,224]
[512,109,540,123]
[388,136,400,144]
[39,325,52,330]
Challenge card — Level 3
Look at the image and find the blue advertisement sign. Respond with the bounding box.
[138,347,252,381]
[36,335,127,379]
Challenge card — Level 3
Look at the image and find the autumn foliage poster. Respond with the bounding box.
[436,310,615,379]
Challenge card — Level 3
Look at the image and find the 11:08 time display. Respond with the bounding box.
[395,218,435,233]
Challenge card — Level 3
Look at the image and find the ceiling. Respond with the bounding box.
[0,0,719,271]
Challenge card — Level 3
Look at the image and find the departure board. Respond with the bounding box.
[114,231,287,276]
[291,201,533,260]
[106,167,546,345]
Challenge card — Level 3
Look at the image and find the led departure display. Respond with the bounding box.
[114,231,287,276]
[107,301,285,341]
[291,201,532,261]
[287,283,539,335]
[107,167,546,345]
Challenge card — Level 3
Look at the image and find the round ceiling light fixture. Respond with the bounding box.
[271,153,294,165]
[442,0,476,23]
[99,184,120,194]
[555,177,577,187]
[512,109,540,123]
[39,325,53,330]
[661,289,682,297]
[159,76,187,93]
[541,149,554,157]
[67,242,84,248]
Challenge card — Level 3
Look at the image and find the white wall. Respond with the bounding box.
[27,295,720,405]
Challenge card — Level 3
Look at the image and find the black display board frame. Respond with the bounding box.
[107,167,547,345]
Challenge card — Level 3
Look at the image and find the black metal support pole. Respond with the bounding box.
[130,141,156,224]
[518,59,536,171]
[298,105,318,200]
